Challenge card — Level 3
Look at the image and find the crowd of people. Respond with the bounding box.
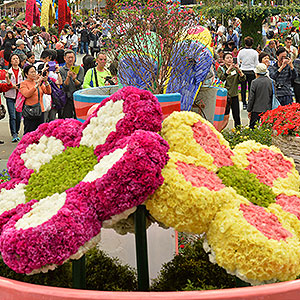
[0,12,299,143]
[205,15,300,130]
[0,17,118,144]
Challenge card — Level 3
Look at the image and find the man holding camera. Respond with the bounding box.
[59,50,84,119]
[83,52,112,89]
[269,47,297,106]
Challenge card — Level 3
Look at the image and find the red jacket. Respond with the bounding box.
[0,82,12,104]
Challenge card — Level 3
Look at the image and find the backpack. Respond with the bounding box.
[48,78,67,110]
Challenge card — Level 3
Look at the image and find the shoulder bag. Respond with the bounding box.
[0,104,6,120]
[22,85,42,119]
[271,80,280,110]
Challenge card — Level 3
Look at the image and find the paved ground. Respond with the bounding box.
[0,52,250,169]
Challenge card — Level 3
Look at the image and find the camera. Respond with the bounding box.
[104,76,115,85]
[286,53,291,59]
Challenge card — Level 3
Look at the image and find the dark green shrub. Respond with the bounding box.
[0,259,72,288]
[222,124,272,149]
[86,247,137,291]
[151,239,235,291]
[0,247,137,291]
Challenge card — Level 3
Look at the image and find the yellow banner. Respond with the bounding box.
[40,0,55,31]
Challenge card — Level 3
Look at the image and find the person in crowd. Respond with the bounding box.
[269,47,297,106]
[80,25,89,55]
[59,50,84,118]
[34,49,52,70]
[247,63,273,129]
[293,54,300,103]
[289,26,299,48]
[237,36,259,110]
[40,26,50,43]
[217,23,226,35]
[108,59,119,85]
[59,28,68,46]
[0,42,12,69]
[258,52,271,75]
[262,40,276,61]
[285,36,298,62]
[33,50,54,122]
[0,23,6,39]
[226,26,238,48]
[89,28,102,58]
[82,54,96,75]
[31,35,46,60]
[55,43,65,66]
[67,28,79,58]
[216,30,226,50]
[13,39,27,57]
[25,51,35,67]
[42,49,63,121]
[19,28,32,52]
[19,65,51,134]
[48,35,58,50]
[5,54,24,142]
[83,52,111,88]
[215,48,224,68]
[0,70,14,144]
[217,52,246,130]
[19,53,27,69]
[2,31,16,50]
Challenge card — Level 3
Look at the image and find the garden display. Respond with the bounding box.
[261,103,300,172]
[146,111,300,285]
[0,86,169,274]
[1,87,300,290]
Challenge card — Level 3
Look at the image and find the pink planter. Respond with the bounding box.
[1,276,300,300]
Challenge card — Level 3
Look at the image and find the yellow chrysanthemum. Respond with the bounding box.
[233,140,300,191]
[146,152,243,233]
[206,200,300,284]
[160,112,233,170]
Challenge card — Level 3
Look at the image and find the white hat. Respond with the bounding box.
[255,63,267,75]
[16,39,26,46]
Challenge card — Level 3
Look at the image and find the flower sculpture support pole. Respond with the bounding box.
[134,205,150,291]
[72,255,86,289]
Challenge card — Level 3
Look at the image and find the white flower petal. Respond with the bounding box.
[80,99,125,147]
[0,183,26,215]
[15,192,67,230]
[21,135,65,172]
[82,147,127,183]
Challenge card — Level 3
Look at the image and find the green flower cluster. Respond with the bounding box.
[222,125,272,149]
[25,146,98,202]
[217,166,276,208]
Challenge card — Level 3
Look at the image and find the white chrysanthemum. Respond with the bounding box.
[21,135,65,172]
[0,183,26,215]
[82,147,127,183]
[80,99,125,147]
[15,193,66,230]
